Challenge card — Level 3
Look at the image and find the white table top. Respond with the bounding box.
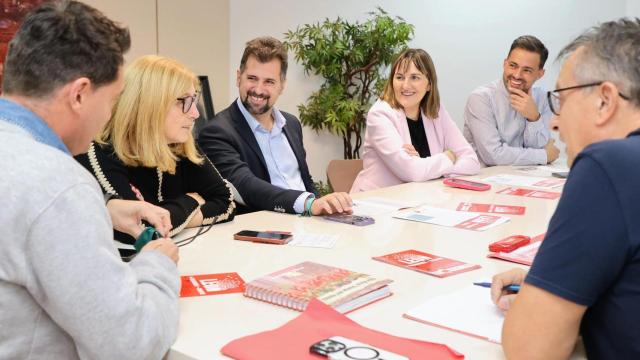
[168,165,584,360]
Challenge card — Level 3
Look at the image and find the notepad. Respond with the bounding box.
[483,174,565,189]
[404,285,504,343]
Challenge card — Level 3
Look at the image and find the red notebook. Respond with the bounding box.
[180,272,245,297]
[221,299,464,360]
[487,233,546,266]
[244,261,392,313]
[373,249,480,278]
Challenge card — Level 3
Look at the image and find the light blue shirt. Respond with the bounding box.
[236,98,312,213]
[0,98,70,154]
[463,79,551,166]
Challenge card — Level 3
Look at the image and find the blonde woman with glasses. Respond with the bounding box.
[76,55,235,244]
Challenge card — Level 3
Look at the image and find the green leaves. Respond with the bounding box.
[284,8,413,158]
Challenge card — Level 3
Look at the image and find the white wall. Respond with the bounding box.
[230,0,627,182]
[628,0,640,16]
[82,0,230,114]
[157,0,230,114]
[82,0,157,63]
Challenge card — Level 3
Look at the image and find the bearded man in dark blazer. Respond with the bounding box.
[199,36,352,215]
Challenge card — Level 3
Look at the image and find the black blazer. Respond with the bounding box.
[198,100,317,214]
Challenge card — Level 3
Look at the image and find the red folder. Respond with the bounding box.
[221,298,464,360]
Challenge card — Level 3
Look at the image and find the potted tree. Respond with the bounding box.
[284,8,414,159]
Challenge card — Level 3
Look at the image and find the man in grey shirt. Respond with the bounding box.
[0,2,180,359]
[463,35,560,166]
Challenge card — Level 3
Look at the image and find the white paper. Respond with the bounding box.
[287,233,338,248]
[393,205,510,231]
[483,174,565,189]
[353,197,421,216]
[515,165,570,178]
[404,285,504,343]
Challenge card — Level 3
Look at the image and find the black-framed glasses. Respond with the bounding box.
[176,92,199,114]
[547,81,630,116]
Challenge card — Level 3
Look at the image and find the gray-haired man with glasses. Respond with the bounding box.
[492,18,640,359]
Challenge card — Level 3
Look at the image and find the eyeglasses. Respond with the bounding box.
[547,81,630,116]
[176,92,199,114]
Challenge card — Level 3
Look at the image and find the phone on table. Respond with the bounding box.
[443,177,491,191]
[233,230,292,245]
[551,171,569,178]
[310,336,408,360]
[323,214,375,226]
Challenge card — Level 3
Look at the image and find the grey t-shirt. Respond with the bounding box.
[0,121,180,359]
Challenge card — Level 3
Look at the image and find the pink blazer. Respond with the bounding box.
[351,100,480,192]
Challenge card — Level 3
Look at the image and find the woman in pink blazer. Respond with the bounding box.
[351,49,480,192]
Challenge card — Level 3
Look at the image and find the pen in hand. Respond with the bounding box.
[473,282,520,293]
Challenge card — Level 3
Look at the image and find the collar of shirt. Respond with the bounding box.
[236,97,286,135]
[0,98,70,154]
[497,78,512,99]
[628,128,640,138]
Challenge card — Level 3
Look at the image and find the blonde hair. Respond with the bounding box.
[381,48,441,119]
[97,55,202,173]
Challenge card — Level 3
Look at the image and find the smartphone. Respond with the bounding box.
[323,214,375,226]
[443,178,491,191]
[233,230,292,245]
[310,336,408,360]
[551,171,569,178]
[488,235,531,253]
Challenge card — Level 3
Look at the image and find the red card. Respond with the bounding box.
[180,272,245,297]
[456,202,525,215]
[454,214,503,230]
[497,187,561,200]
[532,179,565,188]
[373,249,480,278]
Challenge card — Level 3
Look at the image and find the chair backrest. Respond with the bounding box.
[326,159,363,193]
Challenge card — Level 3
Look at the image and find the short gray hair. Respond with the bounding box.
[557,18,640,108]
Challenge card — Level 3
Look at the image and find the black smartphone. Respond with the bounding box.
[551,171,568,178]
[233,230,292,244]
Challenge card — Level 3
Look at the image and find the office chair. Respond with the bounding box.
[326,159,363,193]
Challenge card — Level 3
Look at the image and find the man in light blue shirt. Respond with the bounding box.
[199,36,353,215]
[463,35,560,166]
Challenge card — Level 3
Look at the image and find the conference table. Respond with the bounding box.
[168,165,585,360]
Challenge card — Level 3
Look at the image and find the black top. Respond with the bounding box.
[197,100,318,214]
[406,114,431,158]
[526,128,640,359]
[75,142,236,244]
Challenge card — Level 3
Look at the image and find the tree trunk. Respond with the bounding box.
[343,129,354,159]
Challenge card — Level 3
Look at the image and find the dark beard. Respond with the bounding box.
[242,91,271,115]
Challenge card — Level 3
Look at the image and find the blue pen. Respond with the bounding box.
[473,282,520,292]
